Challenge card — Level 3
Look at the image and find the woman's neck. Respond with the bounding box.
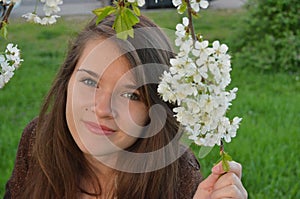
[82,153,118,198]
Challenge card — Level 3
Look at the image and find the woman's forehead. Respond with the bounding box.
[75,39,132,75]
[78,38,124,69]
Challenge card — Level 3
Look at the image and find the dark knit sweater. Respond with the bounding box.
[4,118,202,199]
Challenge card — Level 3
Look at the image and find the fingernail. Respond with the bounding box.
[212,164,220,173]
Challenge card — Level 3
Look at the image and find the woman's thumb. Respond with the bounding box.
[199,162,225,189]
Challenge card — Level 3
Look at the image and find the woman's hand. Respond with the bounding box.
[193,161,248,199]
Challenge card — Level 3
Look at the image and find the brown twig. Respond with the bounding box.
[118,0,125,7]
[185,0,196,41]
[0,2,14,30]
[220,140,224,155]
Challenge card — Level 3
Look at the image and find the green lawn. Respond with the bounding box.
[1,9,299,198]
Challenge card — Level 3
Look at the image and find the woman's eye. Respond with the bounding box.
[80,78,97,87]
[121,92,141,101]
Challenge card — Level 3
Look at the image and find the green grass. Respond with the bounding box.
[143,9,244,44]
[1,9,299,198]
[196,69,300,198]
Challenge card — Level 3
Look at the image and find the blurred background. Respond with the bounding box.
[1,0,299,198]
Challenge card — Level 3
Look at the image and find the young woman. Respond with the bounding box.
[4,15,247,199]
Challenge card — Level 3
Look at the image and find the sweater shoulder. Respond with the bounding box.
[4,117,38,199]
[177,147,203,199]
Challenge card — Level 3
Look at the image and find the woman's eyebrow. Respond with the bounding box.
[123,84,139,90]
[77,69,99,78]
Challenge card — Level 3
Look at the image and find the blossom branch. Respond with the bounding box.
[0,2,14,30]
[22,0,63,25]
[159,0,241,164]
[118,0,125,7]
[185,0,196,41]
[1,43,23,89]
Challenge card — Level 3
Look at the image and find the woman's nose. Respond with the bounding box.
[92,90,114,118]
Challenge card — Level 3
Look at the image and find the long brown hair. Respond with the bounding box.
[22,15,181,199]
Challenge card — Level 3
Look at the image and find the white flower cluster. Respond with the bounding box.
[22,0,62,25]
[127,0,145,7]
[0,43,23,89]
[157,16,242,147]
[172,0,209,13]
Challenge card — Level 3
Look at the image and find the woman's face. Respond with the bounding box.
[66,38,149,161]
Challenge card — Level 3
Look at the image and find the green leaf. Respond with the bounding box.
[224,152,233,161]
[93,6,113,16]
[222,158,230,172]
[125,8,139,38]
[122,13,134,38]
[113,14,123,38]
[117,32,128,40]
[93,6,116,24]
[178,2,187,14]
[120,15,131,39]
[0,22,8,39]
[113,8,139,40]
[124,8,139,26]
[192,12,199,18]
[127,28,134,38]
[113,13,128,40]
[111,0,118,6]
[132,4,141,16]
[221,151,232,172]
[198,146,213,159]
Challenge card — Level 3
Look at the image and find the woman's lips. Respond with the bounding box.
[83,121,116,136]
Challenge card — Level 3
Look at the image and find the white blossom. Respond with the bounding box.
[157,81,176,103]
[175,19,188,38]
[172,0,208,14]
[172,0,182,7]
[0,76,5,89]
[40,15,61,25]
[0,55,4,62]
[179,37,193,55]
[43,3,61,16]
[212,40,229,57]
[192,40,213,59]
[186,124,201,141]
[158,37,241,147]
[190,0,209,12]
[5,43,23,68]
[127,0,145,7]
[173,106,199,126]
[0,44,23,89]
[137,0,145,7]
[22,12,60,25]
[199,0,209,9]
[175,17,189,48]
[22,0,63,25]
[22,13,42,24]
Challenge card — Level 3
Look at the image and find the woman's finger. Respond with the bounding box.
[197,171,221,191]
[214,172,245,193]
[194,161,247,199]
[228,161,242,179]
[212,173,248,199]
[210,183,243,199]
[212,161,242,179]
